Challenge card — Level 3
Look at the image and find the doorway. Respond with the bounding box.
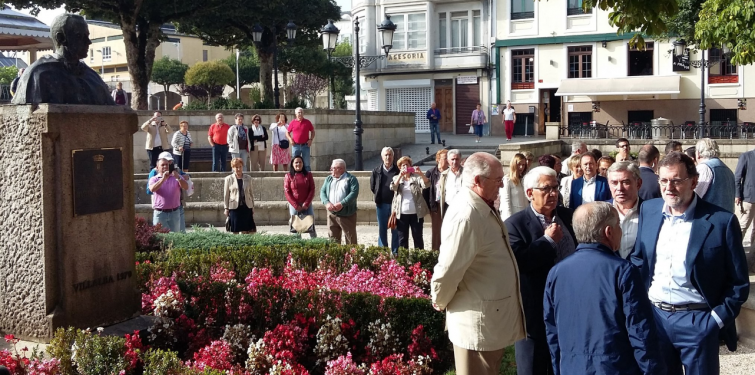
[539,89,562,134]
[434,80,454,133]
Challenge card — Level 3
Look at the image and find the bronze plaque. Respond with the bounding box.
[72,148,124,216]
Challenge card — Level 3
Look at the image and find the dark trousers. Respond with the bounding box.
[653,306,720,375]
[174,149,192,171]
[212,144,228,172]
[515,337,553,375]
[147,146,163,170]
[396,213,424,250]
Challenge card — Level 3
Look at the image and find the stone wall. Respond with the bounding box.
[133,109,416,173]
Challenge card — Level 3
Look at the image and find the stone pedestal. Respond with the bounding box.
[0,104,139,342]
[545,122,560,140]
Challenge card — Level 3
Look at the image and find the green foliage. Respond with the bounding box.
[185,61,236,104]
[221,51,260,87]
[143,348,187,375]
[178,98,252,110]
[696,0,755,65]
[0,66,18,85]
[284,96,307,109]
[48,327,128,375]
[152,56,189,88]
[158,227,330,250]
[582,0,678,46]
[658,0,705,45]
[253,98,276,109]
[182,100,213,110]
[249,86,262,103]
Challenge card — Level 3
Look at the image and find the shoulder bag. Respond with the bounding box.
[387,189,399,230]
[290,210,315,234]
[277,126,290,149]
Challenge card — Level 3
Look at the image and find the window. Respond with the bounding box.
[567,0,592,15]
[107,35,123,41]
[512,49,534,89]
[568,46,592,78]
[90,37,106,44]
[90,49,94,64]
[203,50,208,62]
[102,46,111,62]
[393,13,426,50]
[709,48,737,79]
[438,13,447,49]
[568,112,593,125]
[512,0,534,20]
[628,42,653,76]
[473,11,481,47]
[710,109,737,124]
[451,12,468,51]
[358,17,367,53]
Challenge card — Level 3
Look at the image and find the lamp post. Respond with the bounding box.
[673,39,727,139]
[322,15,396,170]
[252,21,298,108]
[320,20,339,109]
[235,48,240,100]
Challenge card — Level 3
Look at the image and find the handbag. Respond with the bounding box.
[387,189,399,230]
[225,216,231,232]
[277,127,290,149]
[467,123,474,134]
[290,210,315,234]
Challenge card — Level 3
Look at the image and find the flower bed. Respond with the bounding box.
[1,226,450,375]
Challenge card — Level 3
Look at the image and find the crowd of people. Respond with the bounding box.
[430,139,751,375]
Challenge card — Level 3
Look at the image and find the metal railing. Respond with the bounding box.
[0,85,11,102]
[559,121,755,140]
[434,46,488,56]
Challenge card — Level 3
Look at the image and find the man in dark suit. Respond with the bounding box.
[631,152,750,375]
[607,161,643,259]
[544,202,665,375]
[735,147,755,247]
[569,152,611,208]
[637,144,661,201]
[505,166,577,375]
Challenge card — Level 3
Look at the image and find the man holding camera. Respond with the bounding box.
[141,111,172,170]
[148,154,188,232]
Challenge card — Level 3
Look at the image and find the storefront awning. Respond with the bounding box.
[555,75,680,97]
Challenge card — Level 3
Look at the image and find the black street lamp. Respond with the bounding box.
[322,15,396,170]
[321,20,339,109]
[673,39,728,139]
[252,21,297,109]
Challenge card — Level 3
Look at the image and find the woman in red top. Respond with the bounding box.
[284,155,316,238]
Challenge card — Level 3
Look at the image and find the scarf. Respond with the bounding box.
[236,125,247,141]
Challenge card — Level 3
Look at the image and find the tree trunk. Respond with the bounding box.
[122,19,162,110]
[163,84,169,110]
[282,71,291,105]
[258,49,273,103]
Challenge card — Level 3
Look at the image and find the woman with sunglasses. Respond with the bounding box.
[248,114,269,171]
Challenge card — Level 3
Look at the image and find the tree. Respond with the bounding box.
[331,40,354,109]
[175,0,340,103]
[184,61,236,105]
[6,0,227,109]
[151,56,189,109]
[221,49,260,90]
[582,0,678,45]
[696,0,755,65]
[0,66,18,85]
[290,74,328,107]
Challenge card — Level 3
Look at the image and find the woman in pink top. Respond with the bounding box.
[284,155,316,237]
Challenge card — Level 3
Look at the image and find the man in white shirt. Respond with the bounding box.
[606,161,643,259]
[631,152,750,375]
[438,149,463,218]
[569,153,611,208]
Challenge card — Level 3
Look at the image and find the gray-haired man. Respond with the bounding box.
[321,159,359,244]
[607,161,643,259]
[370,147,399,253]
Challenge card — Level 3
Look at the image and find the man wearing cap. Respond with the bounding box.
[148,153,188,232]
[147,151,190,232]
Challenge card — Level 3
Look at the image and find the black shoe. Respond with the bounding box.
[431,142,435,144]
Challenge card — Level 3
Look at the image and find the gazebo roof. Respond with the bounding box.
[0,6,53,52]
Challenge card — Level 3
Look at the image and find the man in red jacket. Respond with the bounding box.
[208,113,230,172]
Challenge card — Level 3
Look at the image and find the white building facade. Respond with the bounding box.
[495,0,753,136]
[352,0,493,134]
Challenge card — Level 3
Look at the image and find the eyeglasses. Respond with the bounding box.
[618,144,629,149]
[480,175,504,184]
[658,177,691,187]
[532,185,560,195]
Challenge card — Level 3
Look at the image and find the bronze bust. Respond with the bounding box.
[12,14,116,105]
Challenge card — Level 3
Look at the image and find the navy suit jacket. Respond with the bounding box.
[735,150,755,203]
[545,243,665,375]
[637,166,661,201]
[569,175,611,208]
[630,197,750,351]
[505,206,577,338]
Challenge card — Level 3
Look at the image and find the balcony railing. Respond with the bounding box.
[0,85,11,103]
[434,46,488,56]
[567,7,592,15]
[559,121,755,140]
[511,11,534,20]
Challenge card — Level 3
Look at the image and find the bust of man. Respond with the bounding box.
[11,14,115,105]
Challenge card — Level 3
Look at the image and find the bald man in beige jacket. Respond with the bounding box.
[431,152,526,375]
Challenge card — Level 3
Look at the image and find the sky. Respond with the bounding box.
[13,0,352,26]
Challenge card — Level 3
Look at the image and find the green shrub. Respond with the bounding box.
[210,97,251,109]
[253,98,275,109]
[143,348,188,375]
[48,327,129,375]
[283,96,307,109]
[249,86,261,103]
[182,101,210,110]
[157,227,331,250]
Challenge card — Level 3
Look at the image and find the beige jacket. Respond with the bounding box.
[431,188,526,351]
[223,174,255,210]
[389,174,429,219]
[141,120,172,150]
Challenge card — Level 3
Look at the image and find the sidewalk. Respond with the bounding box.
[359,132,545,170]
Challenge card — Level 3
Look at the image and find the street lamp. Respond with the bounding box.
[235,48,240,100]
[320,19,340,109]
[322,14,396,170]
[95,49,104,76]
[673,39,728,138]
[251,21,297,108]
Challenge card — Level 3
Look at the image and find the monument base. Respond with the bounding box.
[0,104,140,342]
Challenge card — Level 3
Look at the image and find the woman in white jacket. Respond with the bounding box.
[499,153,528,220]
[227,113,250,170]
[559,154,583,208]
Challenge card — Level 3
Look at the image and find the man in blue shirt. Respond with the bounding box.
[426,102,441,144]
